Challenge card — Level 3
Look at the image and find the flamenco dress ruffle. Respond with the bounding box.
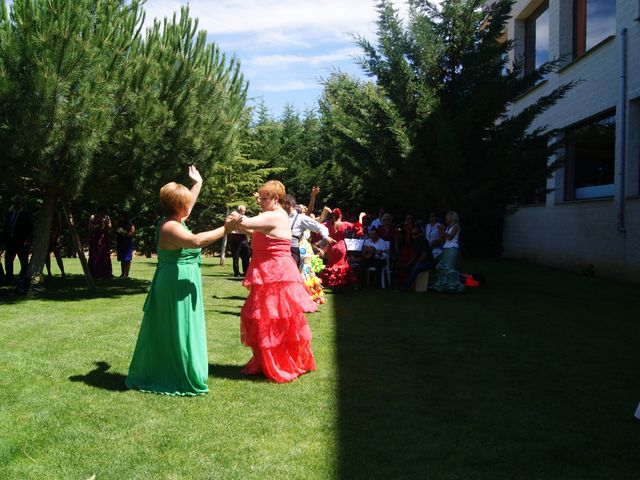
[320,240,358,288]
[240,232,317,383]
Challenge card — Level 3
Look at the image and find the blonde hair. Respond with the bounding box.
[447,211,460,226]
[159,182,192,216]
[258,180,286,206]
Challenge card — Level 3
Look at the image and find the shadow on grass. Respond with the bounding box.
[0,274,150,304]
[69,361,128,392]
[210,309,239,318]
[211,294,246,301]
[208,363,266,382]
[334,259,640,479]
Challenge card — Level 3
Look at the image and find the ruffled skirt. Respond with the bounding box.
[241,254,317,383]
[320,241,357,288]
[431,248,465,293]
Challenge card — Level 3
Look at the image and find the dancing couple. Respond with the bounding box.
[125,166,315,396]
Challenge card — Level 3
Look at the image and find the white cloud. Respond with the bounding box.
[143,0,409,43]
[140,1,440,110]
[254,80,319,92]
[246,48,359,67]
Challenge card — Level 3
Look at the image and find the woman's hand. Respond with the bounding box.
[188,164,203,184]
[225,216,238,231]
[311,186,320,196]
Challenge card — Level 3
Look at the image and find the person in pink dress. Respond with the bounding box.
[229,180,317,383]
[319,208,365,289]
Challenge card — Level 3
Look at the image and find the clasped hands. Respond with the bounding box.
[225,210,243,231]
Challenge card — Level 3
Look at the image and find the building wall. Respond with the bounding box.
[500,0,640,281]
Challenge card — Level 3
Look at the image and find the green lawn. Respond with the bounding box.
[1,257,639,479]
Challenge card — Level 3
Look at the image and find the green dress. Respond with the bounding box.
[125,222,208,396]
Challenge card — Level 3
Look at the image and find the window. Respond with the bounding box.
[525,1,549,74]
[573,0,616,58]
[564,112,615,200]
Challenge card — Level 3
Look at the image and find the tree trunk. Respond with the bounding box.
[22,188,58,291]
[62,202,95,288]
[219,206,230,266]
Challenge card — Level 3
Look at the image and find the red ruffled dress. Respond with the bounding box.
[320,221,363,288]
[240,231,317,383]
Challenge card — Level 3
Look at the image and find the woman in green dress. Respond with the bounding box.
[126,165,231,396]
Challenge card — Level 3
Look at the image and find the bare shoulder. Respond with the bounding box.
[161,219,183,233]
[258,210,284,223]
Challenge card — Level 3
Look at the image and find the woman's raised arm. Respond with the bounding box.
[186,165,203,217]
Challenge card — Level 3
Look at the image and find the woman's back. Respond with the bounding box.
[444,224,460,249]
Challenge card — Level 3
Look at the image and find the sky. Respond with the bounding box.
[143,0,411,117]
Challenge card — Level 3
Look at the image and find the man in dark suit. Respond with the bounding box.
[228,205,251,277]
[4,196,33,282]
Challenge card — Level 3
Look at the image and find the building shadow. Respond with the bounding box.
[334,260,640,479]
[68,361,128,392]
[334,287,438,479]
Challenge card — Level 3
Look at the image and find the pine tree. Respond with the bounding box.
[0,1,248,288]
[0,0,146,287]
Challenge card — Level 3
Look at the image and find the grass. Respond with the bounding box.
[1,256,639,479]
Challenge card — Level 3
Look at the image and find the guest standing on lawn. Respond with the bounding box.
[431,211,465,293]
[88,206,113,279]
[231,180,318,383]
[228,204,251,278]
[4,196,33,282]
[126,165,230,396]
[115,211,135,278]
[45,209,66,278]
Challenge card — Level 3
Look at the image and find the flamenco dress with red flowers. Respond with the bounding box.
[320,220,363,288]
[240,231,317,383]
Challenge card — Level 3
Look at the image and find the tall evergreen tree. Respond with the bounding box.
[321,0,573,255]
[0,0,146,286]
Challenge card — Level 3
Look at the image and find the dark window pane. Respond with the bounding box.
[566,113,615,199]
[535,9,549,69]
[525,2,549,74]
[586,0,616,50]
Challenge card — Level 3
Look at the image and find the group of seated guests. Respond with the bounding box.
[345,208,465,293]
[231,187,466,299]
[290,190,465,293]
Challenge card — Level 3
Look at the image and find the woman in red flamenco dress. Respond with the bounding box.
[230,180,318,383]
[319,208,365,289]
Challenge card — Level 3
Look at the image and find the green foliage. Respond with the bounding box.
[87,6,248,203]
[0,0,249,278]
[320,0,574,255]
[245,99,365,213]
[0,0,144,198]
